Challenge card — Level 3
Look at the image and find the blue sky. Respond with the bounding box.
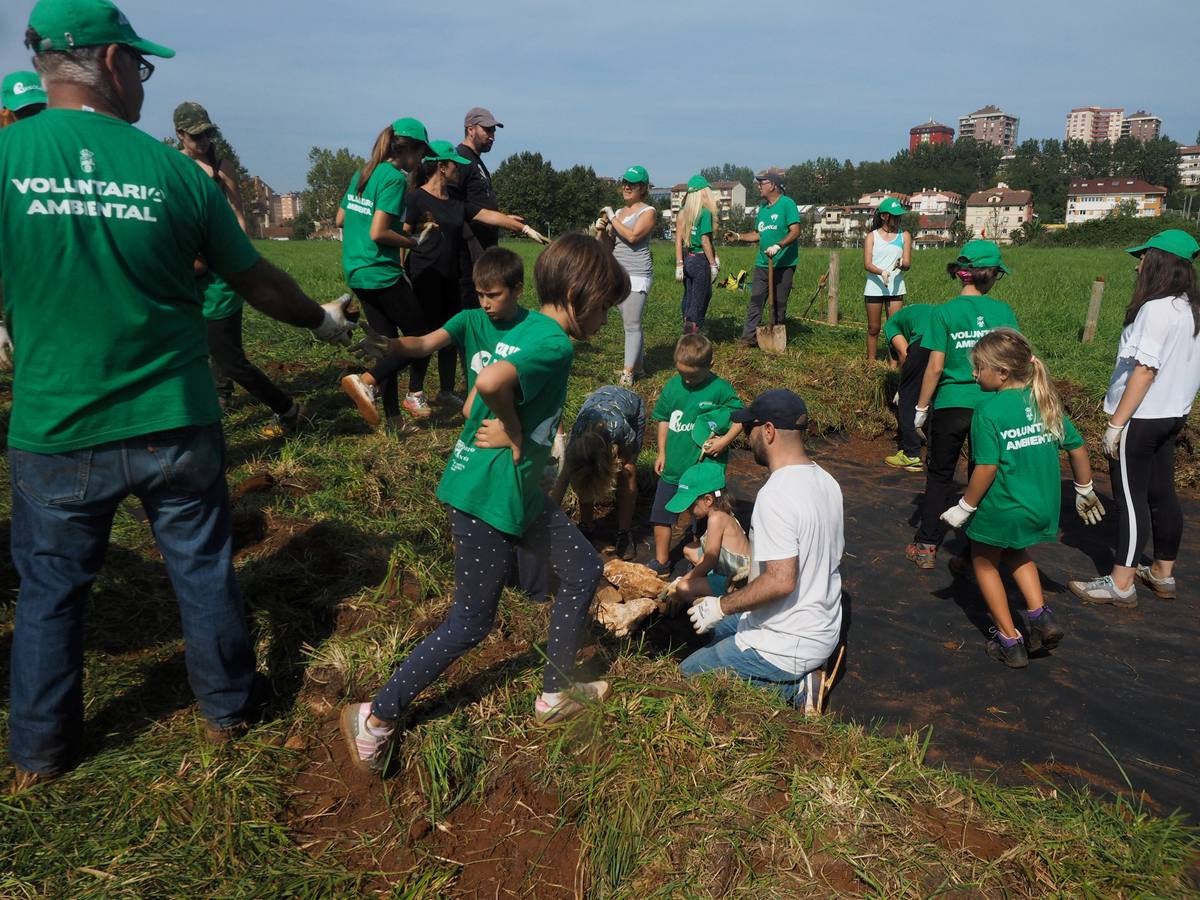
[3,0,1195,193]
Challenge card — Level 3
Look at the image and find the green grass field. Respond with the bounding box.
[1,239,1197,897]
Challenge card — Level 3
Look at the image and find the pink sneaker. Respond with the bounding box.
[339,702,393,773]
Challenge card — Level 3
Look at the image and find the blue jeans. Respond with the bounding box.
[8,424,254,774]
[680,617,808,708]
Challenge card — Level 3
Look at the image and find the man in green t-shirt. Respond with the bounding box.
[724,169,801,347]
[2,0,355,792]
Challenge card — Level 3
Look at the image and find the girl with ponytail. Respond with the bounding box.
[938,328,1105,669]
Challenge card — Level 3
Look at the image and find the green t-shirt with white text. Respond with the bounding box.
[340,166,407,290]
[754,195,801,268]
[923,294,1019,410]
[0,109,259,453]
[688,208,712,254]
[651,373,742,484]
[436,308,573,536]
[966,386,1083,549]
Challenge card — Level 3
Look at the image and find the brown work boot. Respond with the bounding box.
[9,765,60,794]
[203,720,249,745]
[906,542,937,570]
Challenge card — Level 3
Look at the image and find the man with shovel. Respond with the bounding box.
[725,170,801,348]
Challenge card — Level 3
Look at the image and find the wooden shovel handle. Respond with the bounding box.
[767,257,775,322]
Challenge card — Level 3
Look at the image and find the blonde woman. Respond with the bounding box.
[602,165,657,386]
[674,175,719,334]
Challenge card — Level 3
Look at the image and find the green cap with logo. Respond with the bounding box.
[666,459,728,514]
[622,165,649,185]
[686,174,710,192]
[691,407,733,449]
[391,116,429,145]
[173,101,214,135]
[2,71,47,111]
[28,0,175,57]
[424,139,471,166]
[877,196,907,217]
[956,239,1010,274]
[1125,229,1200,262]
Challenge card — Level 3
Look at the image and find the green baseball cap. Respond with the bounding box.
[1125,229,1200,262]
[28,0,175,57]
[956,239,1010,274]
[666,459,728,514]
[621,165,649,185]
[2,71,46,111]
[686,174,710,192]
[691,407,733,449]
[877,197,907,217]
[173,101,214,135]
[424,139,471,165]
[391,116,429,144]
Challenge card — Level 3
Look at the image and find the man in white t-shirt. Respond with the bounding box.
[680,389,844,711]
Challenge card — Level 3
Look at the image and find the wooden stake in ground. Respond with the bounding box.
[827,251,839,325]
[756,257,788,353]
[1082,277,1105,343]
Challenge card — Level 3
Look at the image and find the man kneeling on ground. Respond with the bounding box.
[680,389,844,711]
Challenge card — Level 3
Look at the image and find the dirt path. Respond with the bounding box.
[708,435,1200,819]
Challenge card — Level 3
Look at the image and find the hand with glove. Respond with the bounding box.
[765,243,781,258]
[0,321,12,370]
[352,329,390,363]
[940,497,976,528]
[687,595,726,635]
[601,206,615,222]
[522,224,551,245]
[1102,422,1125,458]
[1074,481,1105,525]
[311,294,355,346]
[914,405,929,430]
[675,262,684,282]
[709,262,720,284]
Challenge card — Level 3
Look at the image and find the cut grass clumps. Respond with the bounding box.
[1,239,1197,896]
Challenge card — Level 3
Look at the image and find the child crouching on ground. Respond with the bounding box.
[883,301,933,472]
[668,459,750,604]
[341,234,629,773]
[649,333,743,576]
[551,385,645,559]
[939,329,1105,668]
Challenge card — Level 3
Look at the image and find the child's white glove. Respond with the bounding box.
[312,294,355,346]
[1102,422,1125,458]
[914,405,929,429]
[687,596,725,635]
[1074,481,1106,525]
[940,498,976,528]
[0,322,12,370]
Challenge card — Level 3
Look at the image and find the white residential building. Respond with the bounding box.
[1179,145,1200,188]
[1065,178,1167,225]
[908,188,963,217]
[964,183,1033,244]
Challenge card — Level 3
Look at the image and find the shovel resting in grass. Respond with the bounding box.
[756,257,788,353]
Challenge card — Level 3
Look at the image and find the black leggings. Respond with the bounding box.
[206,308,293,415]
[1111,416,1186,567]
[915,405,974,547]
[370,503,603,721]
[353,279,430,416]
[411,269,460,393]
[896,341,930,456]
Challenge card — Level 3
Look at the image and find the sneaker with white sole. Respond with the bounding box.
[534,681,610,725]
[1136,565,1176,600]
[618,370,634,388]
[339,702,394,774]
[1068,575,1138,608]
[884,450,923,472]
[341,374,381,427]
[402,392,432,419]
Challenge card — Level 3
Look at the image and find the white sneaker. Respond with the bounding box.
[533,681,610,725]
[1068,574,1138,608]
[340,374,380,426]
[403,392,432,419]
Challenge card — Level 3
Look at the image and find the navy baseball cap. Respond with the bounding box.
[731,389,808,429]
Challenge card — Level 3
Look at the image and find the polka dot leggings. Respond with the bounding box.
[370,502,603,721]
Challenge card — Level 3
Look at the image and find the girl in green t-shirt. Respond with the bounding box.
[938,329,1105,669]
[674,177,720,334]
[340,234,631,774]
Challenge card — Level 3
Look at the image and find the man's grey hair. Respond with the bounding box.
[31,45,109,88]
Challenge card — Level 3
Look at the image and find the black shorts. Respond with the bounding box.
[864,295,904,305]
[650,478,680,526]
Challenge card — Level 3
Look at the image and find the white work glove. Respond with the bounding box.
[675,263,684,282]
[892,391,900,406]
[522,224,551,245]
[940,497,977,528]
[710,263,720,284]
[687,595,726,635]
[914,405,929,430]
[1074,481,1106,525]
[415,221,437,246]
[765,243,781,258]
[601,206,615,222]
[311,293,355,346]
[1102,422,1125,458]
[0,322,12,370]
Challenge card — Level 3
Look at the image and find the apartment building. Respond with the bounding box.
[909,119,954,152]
[964,183,1033,244]
[908,188,963,218]
[1065,107,1124,144]
[958,105,1020,152]
[1179,145,1200,188]
[1122,110,1162,142]
[271,191,304,224]
[856,190,909,208]
[669,180,747,221]
[1065,178,1166,224]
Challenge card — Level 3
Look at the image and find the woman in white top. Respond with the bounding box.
[1070,230,1200,607]
[602,165,657,386]
[862,197,912,362]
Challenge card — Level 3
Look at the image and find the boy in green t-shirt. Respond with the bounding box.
[649,334,743,576]
[883,302,934,472]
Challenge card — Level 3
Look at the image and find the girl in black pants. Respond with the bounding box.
[1070,230,1200,607]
